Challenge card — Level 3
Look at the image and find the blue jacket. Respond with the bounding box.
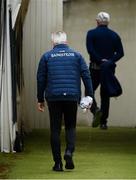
[37,44,93,102]
[86,25,124,65]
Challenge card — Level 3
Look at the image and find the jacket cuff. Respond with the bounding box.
[37,98,44,103]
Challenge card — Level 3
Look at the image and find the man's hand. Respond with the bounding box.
[37,102,45,112]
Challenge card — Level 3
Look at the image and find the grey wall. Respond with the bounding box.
[64,0,136,127]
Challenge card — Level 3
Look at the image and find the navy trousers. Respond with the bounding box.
[90,67,110,125]
[47,101,77,163]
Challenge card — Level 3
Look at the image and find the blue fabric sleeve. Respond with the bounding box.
[110,36,124,62]
[86,31,102,64]
[37,54,47,102]
[79,54,93,97]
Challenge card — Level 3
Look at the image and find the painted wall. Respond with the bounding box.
[64,0,136,127]
[22,0,63,129]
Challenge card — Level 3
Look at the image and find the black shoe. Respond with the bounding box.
[64,151,74,170]
[92,109,102,127]
[100,124,108,130]
[52,162,63,171]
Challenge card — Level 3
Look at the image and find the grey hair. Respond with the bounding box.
[96,12,110,23]
[51,31,67,44]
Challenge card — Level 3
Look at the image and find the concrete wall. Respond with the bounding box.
[64,0,136,127]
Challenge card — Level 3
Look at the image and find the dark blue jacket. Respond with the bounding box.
[100,61,122,97]
[86,25,124,65]
[37,44,93,102]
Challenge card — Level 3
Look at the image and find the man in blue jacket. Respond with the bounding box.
[37,31,93,171]
[86,12,124,130]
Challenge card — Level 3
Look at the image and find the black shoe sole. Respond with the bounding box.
[52,167,63,172]
[64,154,74,169]
[52,168,63,172]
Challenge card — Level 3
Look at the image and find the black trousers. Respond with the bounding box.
[90,68,110,125]
[47,101,78,163]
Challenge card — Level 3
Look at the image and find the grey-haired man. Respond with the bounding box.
[37,31,93,171]
[86,12,124,129]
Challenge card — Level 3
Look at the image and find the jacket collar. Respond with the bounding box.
[53,44,69,49]
[97,25,108,28]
